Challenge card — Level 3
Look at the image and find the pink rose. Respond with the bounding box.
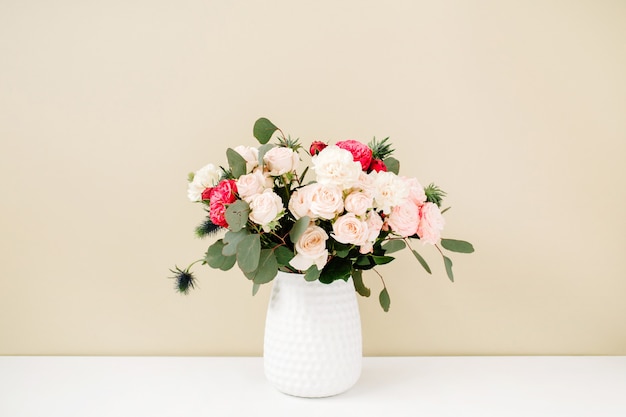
[404,177,427,206]
[309,183,344,220]
[263,146,298,176]
[309,141,327,156]
[290,225,329,271]
[387,202,420,238]
[344,191,373,216]
[368,158,387,173]
[288,184,316,219]
[336,140,373,171]
[201,187,212,201]
[416,202,445,244]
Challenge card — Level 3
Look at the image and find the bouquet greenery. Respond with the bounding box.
[171,118,473,311]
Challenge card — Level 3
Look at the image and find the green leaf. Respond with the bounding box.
[222,229,249,256]
[274,246,295,266]
[372,255,394,265]
[225,200,250,231]
[382,239,406,254]
[333,242,352,258]
[226,148,247,178]
[237,234,261,273]
[205,240,226,269]
[384,157,400,174]
[253,117,278,144]
[411,249,432,274]
[379,287,391,312]
[444,256,454,282]
[244,249,278,284]
[219,254,237,271]
[257,143,275,167]
[441,239,475,254]
[352,269,371,297]
[304,265,321,281]
[289,216,310,243]
[319,257,352,283]
[252,283,260,296]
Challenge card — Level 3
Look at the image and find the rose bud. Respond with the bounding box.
[309,141,328,155]
[369,158,387,172]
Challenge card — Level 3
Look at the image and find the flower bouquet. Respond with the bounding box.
[171,118,473,311]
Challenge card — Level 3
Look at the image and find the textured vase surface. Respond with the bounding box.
[263,271,362,398]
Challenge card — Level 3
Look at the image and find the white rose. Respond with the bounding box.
[312,145,362,190]
[371,171,409,214]
[248,189,285,231]
[187,163,221,202]
[237,171,270,202]
[309,183,344,220]
[234,145,259,172]
[289,225,329,271]
[344,191,373,216]
[332,213,369,246]
[263,147,299,176]
[288,184,316,220]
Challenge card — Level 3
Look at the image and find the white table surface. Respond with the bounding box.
[1,356,625,416]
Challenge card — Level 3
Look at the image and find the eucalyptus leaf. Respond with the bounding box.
[444,256,454,282]
[289,216,310,243]
[411,249,432,274]
[222,229,249,256]
[384,157,400,174]
[253,117,278,144]
[382,240,406,254]
[205,240,226,269]
[252,283,260,296]
[237,234,261,273]
[304,265,321,282]
[247,250,278,284]
[257,143,275,167]
[218,254,237,271]
[379,287,391,312]
[372,255,394,265]
[225,200,250,231]
[226,148,247,178]
[440,238,474,254]
[352,269,371,297]
[274,246,295,266]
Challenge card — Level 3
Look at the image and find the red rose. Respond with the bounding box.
[309,141,328,156]
[368,158,387,173]
[336,140,373,171]
[201,187,212,201]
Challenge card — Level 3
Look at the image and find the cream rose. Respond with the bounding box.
[416,202,445,244]
[288,184,316,219]
[248,189,285,231]
[289,225,329,271]
[263,146,298,176]
[360,210,384,254]
[312,145,362,190]
[344,191,373,216]
[187,163,221,202]
[371,171,409,214]
[236,171,271,202]
[387,202,420,237]
[332,213,369,246]
[234,145,259,173]
[309,183,344,220]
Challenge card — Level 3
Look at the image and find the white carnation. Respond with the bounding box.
[187,163,221,202]
[312,145,362,190]
[371,171,409,214]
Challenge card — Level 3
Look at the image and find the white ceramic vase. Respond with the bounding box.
[263,271,362,398]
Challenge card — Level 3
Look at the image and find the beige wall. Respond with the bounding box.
[1,0,625,356]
